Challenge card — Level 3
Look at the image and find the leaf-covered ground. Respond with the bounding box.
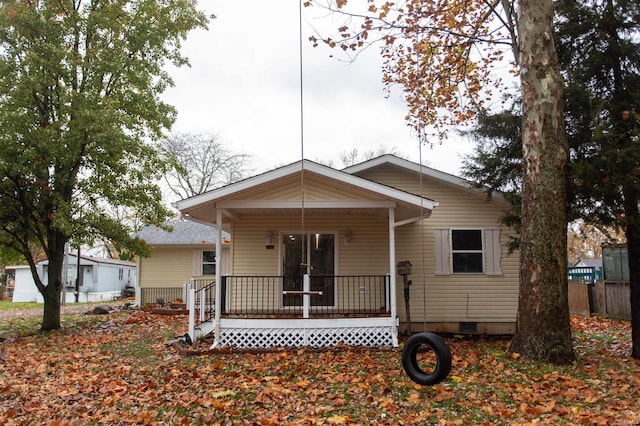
[0,309,638,425]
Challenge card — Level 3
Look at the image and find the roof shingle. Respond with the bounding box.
[137,221,227,245]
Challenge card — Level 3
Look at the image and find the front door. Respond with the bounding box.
[282,233,335,308]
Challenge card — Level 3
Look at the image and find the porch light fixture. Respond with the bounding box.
[265,231,274,249]
[344,229,352,244]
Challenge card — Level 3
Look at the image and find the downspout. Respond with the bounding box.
[212,207,223,348]
[388,207,398,347]
[390,209,432,347]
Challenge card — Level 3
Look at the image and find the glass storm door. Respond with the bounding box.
[282,233,335,307]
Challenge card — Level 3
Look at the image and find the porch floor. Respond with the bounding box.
[218,310,390,320]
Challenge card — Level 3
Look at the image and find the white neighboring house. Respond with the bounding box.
[8,254,136,303]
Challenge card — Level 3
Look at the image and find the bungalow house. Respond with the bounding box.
[173,155,520,349]
[9,254,136,303]
[135,221,230,305]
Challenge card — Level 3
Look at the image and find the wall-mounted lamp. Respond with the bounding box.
[344,229,352,244]
[265,231,274,249]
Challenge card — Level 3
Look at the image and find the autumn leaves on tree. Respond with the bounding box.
[310,0,574,363]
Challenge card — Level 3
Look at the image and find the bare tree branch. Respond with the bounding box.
[161,132,251,200]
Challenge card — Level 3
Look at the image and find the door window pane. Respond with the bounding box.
[282,233,335,307]
[282,234,304,307]
[310,234,335,306]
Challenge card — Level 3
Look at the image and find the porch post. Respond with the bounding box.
[389,207,398,345]
[134,255,142,306]
[303,274,310,318]
[212,208,223,347]
[188,288,196,339]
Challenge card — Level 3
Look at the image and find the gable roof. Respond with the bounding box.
[137,221,228,246]
[174,159,438,226]
[69,255,136,267]
[343,154,507,202]
[575,258,603,269]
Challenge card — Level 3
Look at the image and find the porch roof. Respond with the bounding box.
[174,159,438,227]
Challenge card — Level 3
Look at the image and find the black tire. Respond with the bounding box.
[401,332,452,385]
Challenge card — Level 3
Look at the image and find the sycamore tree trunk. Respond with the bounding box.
[509,0,575,363]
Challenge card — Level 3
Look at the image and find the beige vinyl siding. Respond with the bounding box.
[139,245,230,287]
[304,175,387,201]
[138,247,198,288]
[397,224,519,323]
[228,214,390,312]
[229,173,389,202]
[334,216,390,276]
[231,215,390,276]
[357,164,520,324]
[234,176,302,200]
[231,216,285,276]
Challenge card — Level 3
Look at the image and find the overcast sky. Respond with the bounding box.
[161,1,476,176]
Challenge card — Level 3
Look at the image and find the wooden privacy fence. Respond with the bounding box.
[568,278,631,320]
[603,281,631,320]
[568,266,598,315]
[568,281,592,316]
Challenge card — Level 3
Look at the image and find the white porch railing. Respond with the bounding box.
[184,279,215,340]
[186,274,397,348]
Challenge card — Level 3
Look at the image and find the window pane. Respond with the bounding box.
[310,234,335,276]
[203,251,216,262]
[452,253,483,273]
[202,251,216,275]
[452,230,482,250]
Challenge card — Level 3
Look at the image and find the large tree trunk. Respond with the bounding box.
[510,0,575,363]
[623,185,640,359]
[41,273,62,331]
[40,233,67,331]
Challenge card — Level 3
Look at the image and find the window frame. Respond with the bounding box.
[450,229,485,274]
[202,250,216,276]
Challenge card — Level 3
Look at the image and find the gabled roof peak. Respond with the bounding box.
[173,157,438,215]
[343,154,506,201]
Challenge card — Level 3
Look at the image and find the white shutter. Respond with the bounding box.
[192,250,202,276]
[484,228,503,275]
[434,228,451,275]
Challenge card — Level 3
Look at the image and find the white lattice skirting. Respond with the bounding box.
[215,318,398,349]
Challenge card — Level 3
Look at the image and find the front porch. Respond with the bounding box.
[186,274,397,348]
[174,160,439,349]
